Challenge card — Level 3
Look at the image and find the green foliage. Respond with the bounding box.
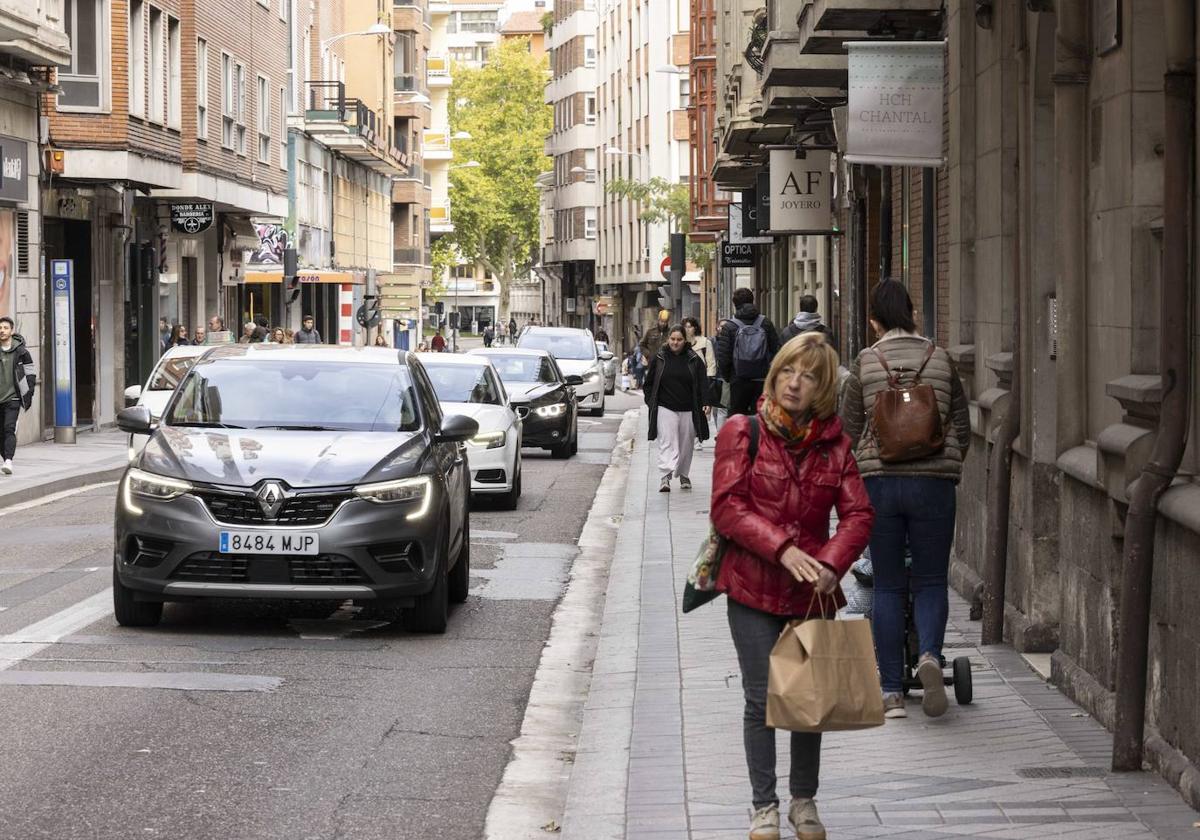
[446,39,552,313]
[426,238,454,302]
[605,177,713,270]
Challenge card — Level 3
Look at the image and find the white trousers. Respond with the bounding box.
[656,407,696,479]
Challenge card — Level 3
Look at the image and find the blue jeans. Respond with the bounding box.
[864,476,957,693]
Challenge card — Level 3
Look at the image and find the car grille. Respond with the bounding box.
[194,489,353,526]
[172,553,366,585]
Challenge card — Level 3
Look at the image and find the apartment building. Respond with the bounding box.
[0,1,69,446]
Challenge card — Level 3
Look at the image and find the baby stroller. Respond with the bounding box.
[851,550,974,706]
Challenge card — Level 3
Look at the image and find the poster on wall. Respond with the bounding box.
[766,149,835,235]
[0,209,15,324]
[845,40,946,167]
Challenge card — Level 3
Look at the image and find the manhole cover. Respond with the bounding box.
[1016,767,1107,779]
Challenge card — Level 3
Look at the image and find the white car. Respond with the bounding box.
[419,353,523,509]
[123,344,209,455]
[518,326,606,416]
[595,341,618,395]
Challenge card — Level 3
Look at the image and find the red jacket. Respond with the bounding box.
[712,413,874,617]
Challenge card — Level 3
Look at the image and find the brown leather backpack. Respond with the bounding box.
[869,343,945,463]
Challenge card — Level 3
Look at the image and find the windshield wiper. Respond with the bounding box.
[253,424,341,431]
[171,421,246,429]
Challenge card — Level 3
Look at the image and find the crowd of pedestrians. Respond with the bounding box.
[158,313,327,352]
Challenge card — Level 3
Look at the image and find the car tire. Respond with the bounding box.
[449,520,470,604]
[550,439,571,459]
[569,424,579,455]
[604,383,615,396]
[499,463,522,510]
[403,537,449,634]
[112,566,163,627]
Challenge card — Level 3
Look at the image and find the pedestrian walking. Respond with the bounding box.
[270,327,289,344]
[193,326,207,345]
[638,309,672,365]
[165,324,192,349]
[430,329,447,352]
[294,315,322,344]
[208,315,224,334]
[238,322,256,344]
[595,326,609,344]
[779,295,832,343]
[839,278,971,720]
[711,332,874,840]
[417,341,429,353]
[158,317,171,350]
[683,316,718,450]
[0,317,37,475]
[483,324,495,347]
[643,325,710,493]
[373,334,389,347]
[509,316,518,342]
[716,288,782,416]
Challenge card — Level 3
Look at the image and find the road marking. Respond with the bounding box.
[0,588,113,671]
[474,530,520,541]
[0,567,104,576]
[0,670,282,692]
[0,481,118,518]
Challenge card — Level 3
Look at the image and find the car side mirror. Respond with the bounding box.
[599,351,614,361]
[124,384,143,406]
[564,374,584,386]
[436,413,479,443]
[117,405,154,434]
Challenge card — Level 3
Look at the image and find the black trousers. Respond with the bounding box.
[729,378,765,416]
[1,400,21,461]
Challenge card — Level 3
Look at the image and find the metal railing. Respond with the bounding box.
[393,247,430,265]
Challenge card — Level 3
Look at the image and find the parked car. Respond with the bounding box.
[419,353,523,509]
[113,345,477,634]
[517,326,606,416]
[470,348,579,459]
[123,344,209,455]
[595,341,618,395]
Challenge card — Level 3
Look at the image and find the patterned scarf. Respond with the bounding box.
[758,395,821,453]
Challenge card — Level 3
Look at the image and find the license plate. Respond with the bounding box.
[219,531,320,555]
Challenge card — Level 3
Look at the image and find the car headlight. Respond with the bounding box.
[123,468,192,516]
[535,403,566,418]
[354,475,432,520]
[470,430,507,449]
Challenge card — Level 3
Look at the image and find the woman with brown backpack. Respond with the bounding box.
[839,279,972,720]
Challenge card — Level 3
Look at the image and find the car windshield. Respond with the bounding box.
[148,355,199,391]
[519,332,595,361]
[486,354,559,384]
[424,363,503,405]
[166,359,421,431]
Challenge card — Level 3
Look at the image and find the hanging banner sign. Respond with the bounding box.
[721,242,758,268]
[729,203,772,245]
[766,149,835,235]
[846,40,946,167]
[170,203,214,234]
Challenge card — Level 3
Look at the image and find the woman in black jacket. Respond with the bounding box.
[644,325,711,492]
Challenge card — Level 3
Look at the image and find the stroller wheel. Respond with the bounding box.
[953,657,973,705]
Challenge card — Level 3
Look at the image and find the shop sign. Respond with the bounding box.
[721,242,758,268]
[729,203,772,245]
[767,149,835,235]
[846,41,945,167]
[0,136,29,203]
[170,203,215,235]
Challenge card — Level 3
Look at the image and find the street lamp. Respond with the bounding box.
[452,131,472,140]
[450,160,481,170]
[321,22,391,60]
[398,91,432,105]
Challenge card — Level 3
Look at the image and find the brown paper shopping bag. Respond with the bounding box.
[766,614,886,732]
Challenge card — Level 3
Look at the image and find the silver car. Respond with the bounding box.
[595,341,618,395]
[112,345,477,634]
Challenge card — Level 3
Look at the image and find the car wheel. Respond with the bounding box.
[112,566,163,627]
[604,382,615,395]
[403,536,449,634]
[569,425,579,455]
[551,439,571,459]
[500,463,522,510]
[589,398,605,417]
[449,519,470,604]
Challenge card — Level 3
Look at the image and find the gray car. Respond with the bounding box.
[112,345,478,634]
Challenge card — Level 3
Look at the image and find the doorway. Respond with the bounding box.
[43,219,96,428]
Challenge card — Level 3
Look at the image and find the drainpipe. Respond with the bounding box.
[1112,0,1194,772]
[1053,0,1089,453]
[879,166,892,279]
[982,8,1025,645]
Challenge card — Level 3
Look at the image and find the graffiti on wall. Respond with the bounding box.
[251,224,287,264]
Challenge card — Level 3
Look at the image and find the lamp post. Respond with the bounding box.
[319,22,391,79]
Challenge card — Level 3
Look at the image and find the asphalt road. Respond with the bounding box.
[0,390,641,840]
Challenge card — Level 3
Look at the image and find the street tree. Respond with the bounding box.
[604,177,715,269]
[447,39,551,318]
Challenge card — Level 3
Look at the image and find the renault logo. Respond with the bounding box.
[256,481,286,519]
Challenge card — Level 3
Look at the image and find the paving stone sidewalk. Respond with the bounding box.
[0,429,128,508]
[560,410,1200,840]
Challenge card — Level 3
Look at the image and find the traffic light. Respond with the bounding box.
[656,284,672,310]
[283,248,300,304]
[434,301,445,315]
[448,311,461,330]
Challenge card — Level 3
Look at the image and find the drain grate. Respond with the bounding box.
[1016,767,1108,779]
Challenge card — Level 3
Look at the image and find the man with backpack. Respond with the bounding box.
[715,288,781,416]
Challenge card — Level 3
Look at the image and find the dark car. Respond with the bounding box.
[112,345,478,634]
[469,348,579,459]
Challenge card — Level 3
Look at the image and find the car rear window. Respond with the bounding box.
[486,354,558,384]
[518,332,595,361]
[423,363,503,405]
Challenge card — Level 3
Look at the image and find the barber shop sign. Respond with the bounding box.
[766,149,834,235]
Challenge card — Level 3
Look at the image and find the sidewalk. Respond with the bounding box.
[0,429,129,508]
[559,410,1199,840]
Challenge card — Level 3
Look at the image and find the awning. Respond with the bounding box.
[243,269,362,285]
[225,216,261,250]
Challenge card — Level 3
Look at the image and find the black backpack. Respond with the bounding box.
[732,315,770,380]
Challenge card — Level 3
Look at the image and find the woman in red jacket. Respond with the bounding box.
[712,332,875,840]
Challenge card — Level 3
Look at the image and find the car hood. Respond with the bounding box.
[504,382,562,403]
[555,358,597,376]
[441,402,512,432]
[138,427,428,488]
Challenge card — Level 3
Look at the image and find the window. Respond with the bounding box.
[59,0,106,110]
[257,75,270,162]
[128,0,145,117]
[279,86,287,168]
[279,0,288,21]
[167,16,180,127]
[196,38,209,140]
[585,93,597,124]
[148,7,163,122]
[584,207,597,239]
[236,62,247,154]
[221,53,234,148]
[459,10,497,33]
[679,77,691,109]
[584,35,596,67]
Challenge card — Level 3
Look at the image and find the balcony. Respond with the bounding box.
[392,175,431,205]
[393,246,430,266]
[796,0,944,54]
[427,55,452,87]
[423,128,452,160]
[0,0,71,65]
[392,4,425,33]
[303,82,407,176]
[430,201,453,234]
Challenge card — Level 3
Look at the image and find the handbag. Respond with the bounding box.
[870,342,946,463]
[681,417,759,613]
[765,594,886,732]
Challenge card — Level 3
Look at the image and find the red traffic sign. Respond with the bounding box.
[660,256,671,279]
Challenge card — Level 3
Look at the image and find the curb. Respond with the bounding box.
[484,409,640,839]
[0,465,127,511]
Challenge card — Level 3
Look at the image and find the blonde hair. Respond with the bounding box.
[765,332,840,419]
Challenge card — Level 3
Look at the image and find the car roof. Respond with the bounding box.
[199,344,412,366]
[160,344,210,360]
[469,347,552,358]
[415,352,493,367]
[521,326,592,336]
